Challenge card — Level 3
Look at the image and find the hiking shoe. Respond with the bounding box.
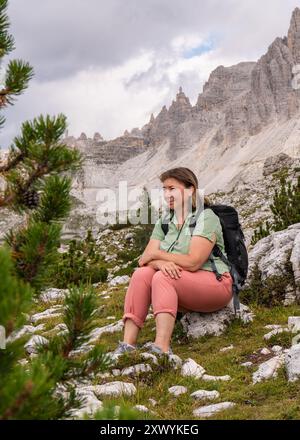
[142,342,173,356]
[110,340,137,357]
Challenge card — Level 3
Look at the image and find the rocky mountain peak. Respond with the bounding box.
[93,132,104,142]
[168,86,192,123]
[288,7,300,63]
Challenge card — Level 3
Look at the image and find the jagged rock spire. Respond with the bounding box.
[168,86,192,123]
[78,132,87,141]
[288,7,300,63]
[93,132,103,142]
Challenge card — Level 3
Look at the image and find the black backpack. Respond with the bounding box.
[160,203,248,315]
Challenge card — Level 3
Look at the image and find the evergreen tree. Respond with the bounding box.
[0,0,138,420]
[251,173,300,245]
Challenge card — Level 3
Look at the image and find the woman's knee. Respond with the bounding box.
[151,270,170,284]
[130,266,156,281]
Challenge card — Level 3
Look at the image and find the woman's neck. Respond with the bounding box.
[174,205,190,224]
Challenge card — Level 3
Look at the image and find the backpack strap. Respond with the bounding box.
[161,209,175,236]
[212,245,242,315]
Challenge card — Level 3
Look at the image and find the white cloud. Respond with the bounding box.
[1,0,300,149]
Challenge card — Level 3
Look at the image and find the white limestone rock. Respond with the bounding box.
[288,316,300,333]
[6,324,45,343]
[24,335,49,354]
[69,391,103,419]
[90,381,137,397]
[284,343,300,382]
[108,275,130,286]
[260,348,272,355]
[133,404,150,413]
[193,402,236,418]
[220,345,234,352]
[168,386,187,396]
[30,306,63,324]
[121,363,152,376]
[263,328,289,340]
[87,320,124,344]
[181,358,206,379]
[241,361,253,368]
[181,300,254,338]
[264,324,284,330]
[148,398,157,406]
[252,355,284,383]
[245,224,300,305]
[190,390,220,401]
[97,372,112,379]
[271,345,283,354]
[202,374,231,382]
[68,343,95,357]
[168,354,183,369]
[40,288,68,303]
[140,352,158,364]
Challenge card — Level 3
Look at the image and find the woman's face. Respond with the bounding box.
[162,177,194,211]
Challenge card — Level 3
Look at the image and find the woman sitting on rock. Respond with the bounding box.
[113,167,233,357]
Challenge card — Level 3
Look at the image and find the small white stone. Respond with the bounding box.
[30,306,63,323]
[288,317,300,334]
[271,345,283,354]
[241,361,253,368]
[69,393,103,419]
[133,404,149,413]
[263,328,289,340]
[252,355,284,384]
[264,325,283,330]
[40,288,68,303]
[168,354,183,369]
[6,324,45,343]
[260,348,271,355]
[85,381,136,397]
[219,345,234,352]
[121,363,152,376]
[148,398,157,406]
[202,374,231,382]
[108,275,130,286]
[140,352,158,364]
[190,390,220,401]
[87,320,124,344]
[96,372,112,379]
[181,358,206,379]
[168,386,187,396]
[285,343,300,382]
[24,335,49,354]
[193,402,236,418]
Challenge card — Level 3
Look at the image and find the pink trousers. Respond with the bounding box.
[122,266,233,329]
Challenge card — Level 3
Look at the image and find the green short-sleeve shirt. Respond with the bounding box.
[150,208,230,274]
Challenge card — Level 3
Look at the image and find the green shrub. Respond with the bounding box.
[251,173,300,245]
[240,249,296,307]
[49,229,108,288]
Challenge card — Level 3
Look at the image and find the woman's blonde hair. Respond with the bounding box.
[159,167,210,211]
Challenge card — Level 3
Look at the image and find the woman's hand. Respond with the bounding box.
[156,261,183,279]
[138,251,155,267]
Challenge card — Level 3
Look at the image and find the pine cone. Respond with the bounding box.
[21,189,40,209]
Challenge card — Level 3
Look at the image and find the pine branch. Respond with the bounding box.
[0,59,34,108]
[0,0,15,57]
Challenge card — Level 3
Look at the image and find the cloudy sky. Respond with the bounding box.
[1,0,300,149]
